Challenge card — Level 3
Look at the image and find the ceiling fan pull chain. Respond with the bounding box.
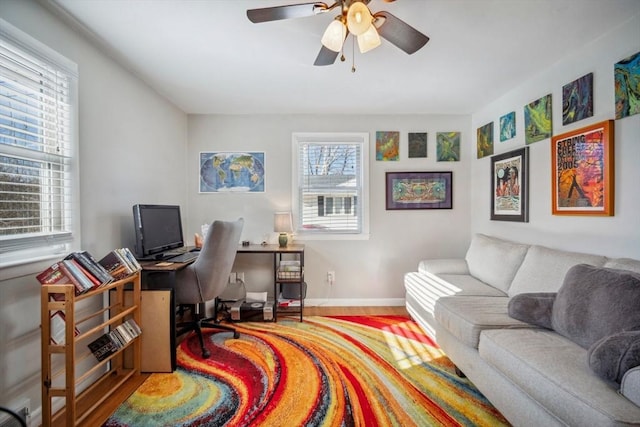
[351,36,356,73]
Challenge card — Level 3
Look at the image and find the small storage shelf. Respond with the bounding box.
[41,273,141,427]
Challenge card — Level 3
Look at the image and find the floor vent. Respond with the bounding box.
[0,407,27,427]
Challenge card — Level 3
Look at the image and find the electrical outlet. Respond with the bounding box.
[237,272,245,282]
[327,271,335,283]
[229,272,237,283]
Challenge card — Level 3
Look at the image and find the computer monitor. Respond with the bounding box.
[133,204,184,259]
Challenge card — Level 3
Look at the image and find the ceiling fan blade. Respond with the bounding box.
[247,2,329,23]
[314,45,340,66]
[374,11,429,55]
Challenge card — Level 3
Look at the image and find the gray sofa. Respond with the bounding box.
[404,234,640,427]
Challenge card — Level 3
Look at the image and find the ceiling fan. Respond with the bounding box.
[247,0,429,67]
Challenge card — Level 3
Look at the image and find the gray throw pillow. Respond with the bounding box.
[507,293,556,330]
[588,331,640,383]
[552,264,640,349]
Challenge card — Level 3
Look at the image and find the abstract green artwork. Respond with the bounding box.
[524,94,552,144]
[436,132,460,162]
[614,51,640,119]
[476,122,494,159]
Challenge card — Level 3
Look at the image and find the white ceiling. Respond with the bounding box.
[48,0,639,115]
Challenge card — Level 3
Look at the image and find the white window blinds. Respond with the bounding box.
[0,20,78,263]
[293,133,369,236]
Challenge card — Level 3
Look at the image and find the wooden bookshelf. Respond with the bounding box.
[41,273,141,427]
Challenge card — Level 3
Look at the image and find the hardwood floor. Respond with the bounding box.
[65,306,408,426]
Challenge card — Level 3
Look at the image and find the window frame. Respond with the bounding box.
[292,132,370,241]
[0,18,80,275]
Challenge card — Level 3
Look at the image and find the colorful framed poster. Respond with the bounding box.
[199,151,265,193]
[385,171,452,210]
[562,73,593,125]
[614,51,640,119]
[436,132,460,162]
[477,122,493,158]
[408,132,427,158]
[499,112,516,142]
[524,94,552,144]
[376,131,399,161]
[551,120,614,216]
[491,147,529,222]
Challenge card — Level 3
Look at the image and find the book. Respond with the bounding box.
[59,259,93,294]
[50,311,80,345]
[37,262,73,300]
[88,334,119,361]
[66,251,114,286]
[99,250,133,280]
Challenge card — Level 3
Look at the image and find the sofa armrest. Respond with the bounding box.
[621,366,640,406]
[418,259,469,275]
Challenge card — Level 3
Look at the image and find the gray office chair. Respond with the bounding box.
[174,218,244,358]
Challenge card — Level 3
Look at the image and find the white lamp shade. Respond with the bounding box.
[346,2,372,36]
[357,24,381,53]
[321,20,347,52]
[274,212,293,233]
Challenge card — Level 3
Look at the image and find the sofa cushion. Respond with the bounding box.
[434,296,529,348]
[507,292,555,330]
[604,258,640,274]
[418,258,469,275]
[464,234,529,293]
[588,331,640,383]
[508,244,607,296]
[552,264,640,349]
[480,328,640,426]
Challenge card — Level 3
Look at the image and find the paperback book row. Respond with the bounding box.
[87,319,142,361]
[37,248,142,296]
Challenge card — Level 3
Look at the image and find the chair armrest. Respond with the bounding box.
[418,259,469,275]
[621,366,640,407]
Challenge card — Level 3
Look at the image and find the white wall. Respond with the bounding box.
[0,0,188,419]
[187,114,472,304]
[470,14,640,259]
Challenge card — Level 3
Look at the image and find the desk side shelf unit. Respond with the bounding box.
[41,272,142,427]
[273,246,305,322]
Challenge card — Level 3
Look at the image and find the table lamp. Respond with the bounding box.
[274,212,293,248]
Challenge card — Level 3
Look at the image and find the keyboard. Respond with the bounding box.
[166,252,199,263]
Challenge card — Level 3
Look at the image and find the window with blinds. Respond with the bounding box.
[0,20,78,266]
[292,133,369,238]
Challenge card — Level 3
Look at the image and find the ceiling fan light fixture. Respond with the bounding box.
[346,2,372,36]
[321,19,347,52]
[357,24,381,53]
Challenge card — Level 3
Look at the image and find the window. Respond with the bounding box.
[0,19,79,268]
[292,132,369,239]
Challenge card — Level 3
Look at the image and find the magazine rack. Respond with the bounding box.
[40,272,141,426]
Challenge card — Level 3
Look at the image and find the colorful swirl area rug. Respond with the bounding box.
[104,315,509,427]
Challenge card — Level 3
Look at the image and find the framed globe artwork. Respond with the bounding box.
[199,152,265,193]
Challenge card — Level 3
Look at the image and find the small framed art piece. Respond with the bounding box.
[476,122,494,158]
[524,94,552,144]
[385,171,452,210]
[491,147,529,222]
[199,151,265,193]
[615,51,640,119]
[376,131,400,161]
[408,132,427,158]
[551,120,614,216]
[436,132,460,162]
[562,72,593,125]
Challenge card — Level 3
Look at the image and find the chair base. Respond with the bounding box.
[176,305,239,358]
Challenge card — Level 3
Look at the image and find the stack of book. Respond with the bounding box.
[98,248,142,281]
[87,319,142,361]
[37,250,116,296]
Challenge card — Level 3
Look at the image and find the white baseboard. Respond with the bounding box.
[304,298,405,307]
